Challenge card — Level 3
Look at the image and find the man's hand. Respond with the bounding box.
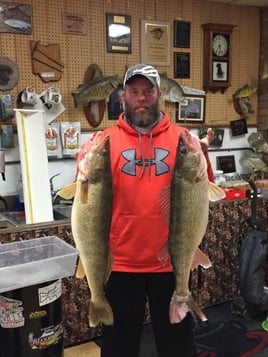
[200,128,214,153]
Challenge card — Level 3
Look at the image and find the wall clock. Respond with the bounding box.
[202,23,236,93]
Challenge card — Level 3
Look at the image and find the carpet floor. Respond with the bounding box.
[64,301,268,357]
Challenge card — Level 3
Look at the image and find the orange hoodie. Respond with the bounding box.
[92,111,214,273]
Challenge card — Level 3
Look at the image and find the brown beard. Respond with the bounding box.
[124,101,159,127]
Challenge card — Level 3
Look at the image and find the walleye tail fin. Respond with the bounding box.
[169,293,207,324]
[89,298,114,327]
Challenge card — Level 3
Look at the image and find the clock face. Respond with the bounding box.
[212,34,228,57]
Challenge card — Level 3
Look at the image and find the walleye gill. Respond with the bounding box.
[72,74,122,107]
[168,131,225,323]
[58,133,113,327]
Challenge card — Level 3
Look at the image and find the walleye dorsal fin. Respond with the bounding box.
[57,182,77,200]
[208,182,226,202]
[158,185,170,226]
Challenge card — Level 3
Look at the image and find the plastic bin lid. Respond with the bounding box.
[0,236,78,293]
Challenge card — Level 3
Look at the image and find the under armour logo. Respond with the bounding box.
[121,148,169,176]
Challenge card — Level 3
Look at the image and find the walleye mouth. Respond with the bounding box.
[180,131,201,153]
[178,132,202,168]
[179,134,187,155]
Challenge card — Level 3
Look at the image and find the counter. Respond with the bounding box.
[0,198,267,347]
[192,198,268,307]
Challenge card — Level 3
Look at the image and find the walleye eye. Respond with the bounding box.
[179,146,187,155]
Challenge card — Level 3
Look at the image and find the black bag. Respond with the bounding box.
[239,227,268,306]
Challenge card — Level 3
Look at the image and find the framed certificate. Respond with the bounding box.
[106,13,131,53]
[141,19,170,66]
[174,20,191,48]
[174,52,190,78]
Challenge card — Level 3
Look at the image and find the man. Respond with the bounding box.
[80,64,214,357]
[185,98,200,119]
[110,87,124,118]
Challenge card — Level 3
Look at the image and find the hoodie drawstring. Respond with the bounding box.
[138,132,146,179]
[148,131,153,180]
[138,131,153,180]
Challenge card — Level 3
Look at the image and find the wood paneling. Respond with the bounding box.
[0,0,260,130]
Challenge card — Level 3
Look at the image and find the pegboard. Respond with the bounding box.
[0,0,261,131]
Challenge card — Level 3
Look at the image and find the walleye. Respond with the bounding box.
[58,133,113,327]
[160,74,185,103]
[167,131,225,323]
[72,74,122,107]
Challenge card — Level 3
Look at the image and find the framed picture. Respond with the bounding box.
[141,19,170,66]
[0,2,32,34]
[176,95,205,123]
[230,118,248,136]
[210,128,225,147]
[108,85,124,119]
[216,155,236,173]
[199,127,225,147]
[174,52,190,78]
[174,20,191,48]
[212,61,228,81]
[62,13,87,35]
[106,13,131,53]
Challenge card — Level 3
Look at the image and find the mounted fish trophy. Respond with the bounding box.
[0,57,19,91]
[71,67,187,128]
[246,132,268,180]
[232,84,257,118]
[159,73,185,103]
[71,63,122,128]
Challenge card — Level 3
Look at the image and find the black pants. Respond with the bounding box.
[101,272,197,357]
